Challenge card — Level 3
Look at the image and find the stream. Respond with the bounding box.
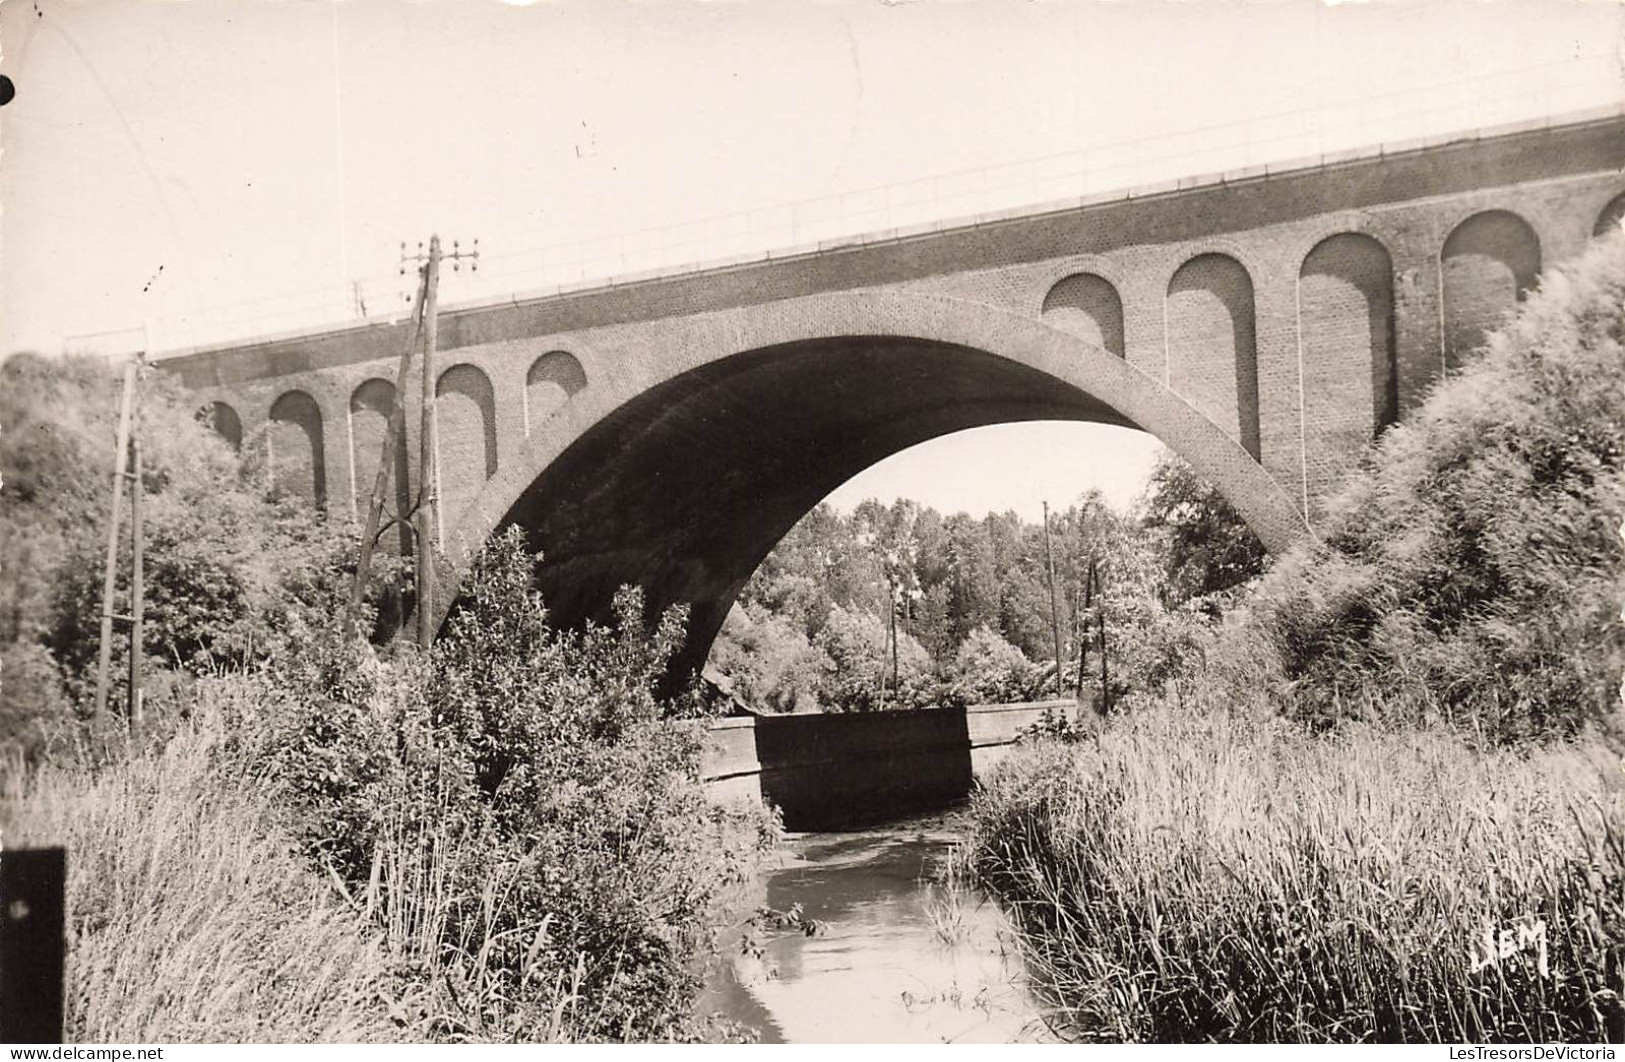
[698,809,1058,1044]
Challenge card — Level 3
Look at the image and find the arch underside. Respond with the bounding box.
[483,333,1280,684]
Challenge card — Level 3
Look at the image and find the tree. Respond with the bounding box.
[950,625,1040,705]
[1,353,358,757]
[1139,449,1267,606]
[813,604,932,712]
[942,513,1000,645]
[708,602,830,713]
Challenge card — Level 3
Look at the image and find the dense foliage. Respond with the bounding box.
[253,529,775,1041]
[0,353,356,758]
[1141,449,1270,606]
[716,482,1263,713]
[1,354,772,1042]
[1234,230,1625,741]
[958,230,1625,1046]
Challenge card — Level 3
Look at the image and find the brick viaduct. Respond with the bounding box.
[157,110,1625,680]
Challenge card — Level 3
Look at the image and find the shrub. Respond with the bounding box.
[1237,231,1625,741]
[256,528,776,1041]
[1067,514,1221,710]
[1139,450,1268,606]
[0,353,359,758]
[708,602,831,713]
[812,604,935,712]
[950,625,1042,704]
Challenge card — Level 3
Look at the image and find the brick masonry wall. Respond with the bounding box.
[167,118,1625,551]
[1441,209,1543,369]
[1040,272,1125,356]
[1298,232,1395,509]
[1166,252,1260,459]
[434,364,500,541]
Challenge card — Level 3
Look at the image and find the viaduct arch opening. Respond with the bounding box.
[432,293,1309,685]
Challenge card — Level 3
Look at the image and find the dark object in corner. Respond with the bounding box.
[0,847,65,1044]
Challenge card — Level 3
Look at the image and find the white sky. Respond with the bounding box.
[3,0,1622,521]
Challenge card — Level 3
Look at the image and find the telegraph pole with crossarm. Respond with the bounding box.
[345,236,476,647]
[92,355,147,733]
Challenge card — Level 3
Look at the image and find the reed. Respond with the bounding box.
[956,703,1625,1042]
[0,699,416,1042]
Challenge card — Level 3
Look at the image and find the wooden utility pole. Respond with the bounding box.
[402,236,476,648]
[889,585,900,693]
[93,358,144,730]
[345,236,475,646]
[875,569,893,711]
[1042,500,1064,700]
[345,274,427,637]
[128,441,144,732]
[416,238,442,649]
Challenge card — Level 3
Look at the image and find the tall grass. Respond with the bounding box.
[0,693,415,1042]
[957,706,1624,1042]
[0,674,656,1043]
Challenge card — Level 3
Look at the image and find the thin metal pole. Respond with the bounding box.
[416,236,442,650]
[346,274,427,637]
[1077,556,1096,704]
[93,360,138,723]
[1098,564,1110,715]
[128,440,143,735]
[1043,501,1064,700]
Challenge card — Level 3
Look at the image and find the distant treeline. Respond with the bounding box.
[709,454,1266,713]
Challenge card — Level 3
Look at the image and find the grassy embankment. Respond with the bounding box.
[3,692,418,1042]
[3,670,767,1043]
[957,706,1622,1041]
[955,232,1625,1041]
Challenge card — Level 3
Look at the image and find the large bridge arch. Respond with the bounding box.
[430,290,1309,679]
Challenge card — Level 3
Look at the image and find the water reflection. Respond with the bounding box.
[701,812,1055,1044]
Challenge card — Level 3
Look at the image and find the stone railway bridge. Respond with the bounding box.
[159,111,1625,681]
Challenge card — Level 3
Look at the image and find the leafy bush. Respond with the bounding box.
[1066,514,1221,710]
[0,353,359,757]
[812,604,935,712]
[949,625,1043,704]
[960,705,1624,1042]
[708,602,831,713]
[1139,450,1268,607]
[1236,230,1625,741]
[256,528,775,1041]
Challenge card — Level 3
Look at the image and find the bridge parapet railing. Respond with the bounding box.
[966,698,1080,748]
